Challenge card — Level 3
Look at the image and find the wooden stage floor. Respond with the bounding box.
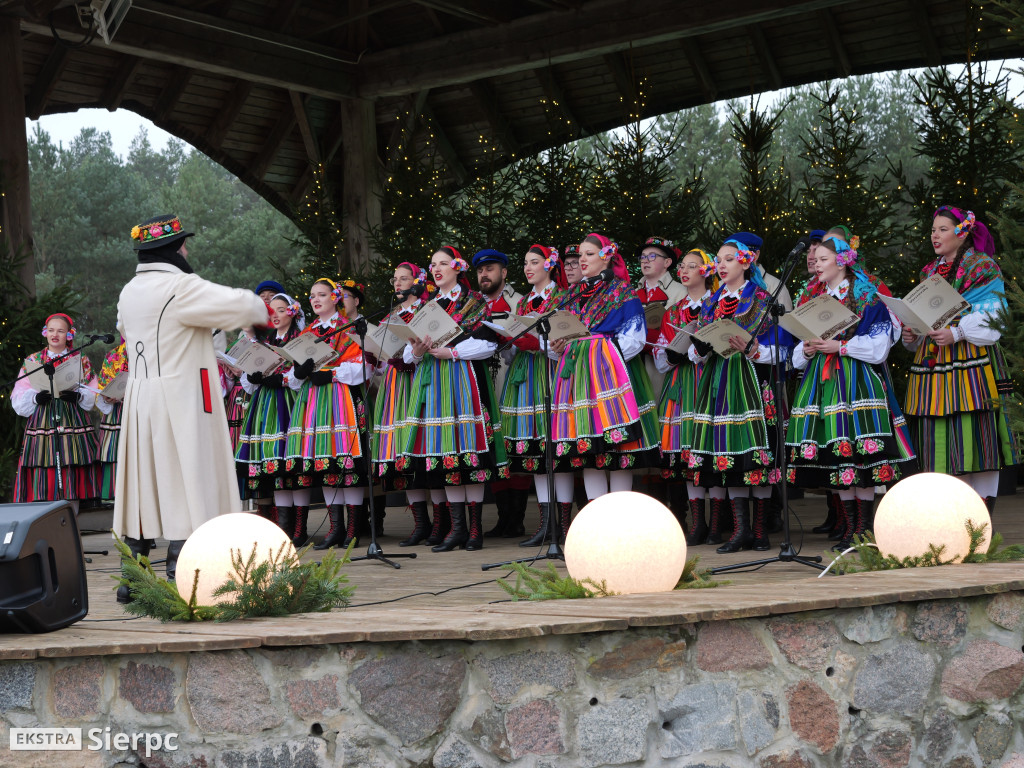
[3,492,1024,660]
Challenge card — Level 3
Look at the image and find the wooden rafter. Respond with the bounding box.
[155,65,191,123]
[906,0,941,67]
[412,0,509,25]
[267,0,303,32]
[21,0,358,100]
[748,24,782,91]
[359,0,854,98]
[680,38,717,101]
[252,107,297,181]
[387,90,430,164]
[101,55,143,111]
[311,0,405,37]
[25,41,67,119]
[206,80,251,150]
[468,82,521,157]
[817,8,851,77]
[534,67,584,139]
[289,89,320,164]
[603,52,639,113]
[420,101,468,185]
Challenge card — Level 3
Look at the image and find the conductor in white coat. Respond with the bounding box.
[113,214,268,599]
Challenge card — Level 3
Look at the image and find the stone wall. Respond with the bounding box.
[3,591,1024,768]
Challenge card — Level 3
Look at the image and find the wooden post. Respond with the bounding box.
[339,97,381,277]
[0,16,35,298]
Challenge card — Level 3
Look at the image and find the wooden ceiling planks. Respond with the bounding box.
[5,0,1023,221]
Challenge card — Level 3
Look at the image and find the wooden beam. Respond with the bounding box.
[603,52,638,113]
[290,164,313,205]
[154,65,191,123]
[359,0,853,98]
[289,90,320,165]
[467,82,521,157]
[267,0,302,31]
[387,90,430,164]
[0,15,34,297]
[412,0,510,26]
[347,0,368,52]
[101,55,143,111]
[252,108,297,182]
[680,38,717,101]
[340,97,382,276]
[420,102,468,186]
[533,67,584,139]
[25,42,68,120]
[21,0,358,100]
[206,80,252,150]
[311,0,405,37]
[748,24,782,91]
[817,8,851,77]
[906,0,941,67]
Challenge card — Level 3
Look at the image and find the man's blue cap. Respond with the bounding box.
[255,280,285,295]
[809,229,826,242]
[472,249,508,267]
[725,232,763,250]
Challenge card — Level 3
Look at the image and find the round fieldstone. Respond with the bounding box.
[53,659,103,719]
[285,674,340,718]
[119,661,176,714]
[987,593,1024,630]
[869,729,912,768]
[912,601,969,647]
[786,680,840,753]
[349,651,466,745]
[505,699,564,758]
[974,712,1013,765]
[768,618,839,671]
[853,642,936,715]
[577,697,649,768]
[696,621,771,672]
[587,637,665,680]
[478,651,575,705]
[0,663,36,711]
[941,640,1024,702]
[185,650,283,734]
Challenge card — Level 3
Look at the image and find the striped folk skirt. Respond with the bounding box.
[235,384,297,496]
[371,365,416,491]
[904,340,1019,475]
[785,354,917,489]
[14,400,100,502]
[550,337,660,471]
[397,357,509,487]
[97,401,122,499]
[225,381,247,451]
[689,356,778,488]
[500,349,555,474]
[656,359,700,480]
[285,379,366,488]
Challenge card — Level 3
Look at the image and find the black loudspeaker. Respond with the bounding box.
[0,501,89,633]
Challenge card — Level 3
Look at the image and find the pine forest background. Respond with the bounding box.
[5,56,1024,497]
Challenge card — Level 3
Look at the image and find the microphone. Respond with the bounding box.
[88,333,116,344]
[396,283,426,299]
[787,239,809,260]
[598,267,616,282]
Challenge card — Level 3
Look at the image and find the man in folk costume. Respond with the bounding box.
[113,215,269,602]
[473,248,529,537]
[635,237,687,395]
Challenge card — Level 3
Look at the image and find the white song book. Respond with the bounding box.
[878,274,970,335]
[687,319,752,359]
[280,335,340,368]
[26,354,82,393]
[778,295,860,342]
[406,302,465,349]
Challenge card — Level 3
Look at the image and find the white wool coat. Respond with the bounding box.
[113,262,267,539]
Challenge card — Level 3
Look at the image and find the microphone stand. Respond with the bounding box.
[482,306,565,570]
[711,249,825,575]
[6,335,112,561]
[317,306,415,569]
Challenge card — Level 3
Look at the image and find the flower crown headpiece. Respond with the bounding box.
[42,313,76,343]
[440,246,468,272]
[563,244,580,258]
[679,248,717,279]
[130,216,184,246]
[599,242,620,261]
[271,292,302,318]
[340,278,366,297]
[531,244,560,272]
[823,235,859,267]
[953,210,977,238]
[721,239,756,266]
[311,277,344,304]
[645,236,683,261]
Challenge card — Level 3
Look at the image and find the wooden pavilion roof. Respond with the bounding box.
[3,0,1024,220]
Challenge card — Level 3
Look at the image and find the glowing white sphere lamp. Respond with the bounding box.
[564,491,687,594]
[873,473,991,563]
[175,513,296,605]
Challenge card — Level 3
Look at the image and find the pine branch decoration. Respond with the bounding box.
[112,533,355,622]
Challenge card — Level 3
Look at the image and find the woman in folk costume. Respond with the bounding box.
[115,214,269,595]
[234,293,305,523]
[687,238,794,554]
[497,244,569,546]
[372,262,444,547]
[283,278,368,550]
[396,246,510,552]
[653,248,724,546]
[786,235,917,549]
[11,313,100,512]
[903,207,1019,512]
[546,233,660,523]
[94,339,128,500]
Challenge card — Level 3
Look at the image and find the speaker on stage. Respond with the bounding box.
[0,501,89,633]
